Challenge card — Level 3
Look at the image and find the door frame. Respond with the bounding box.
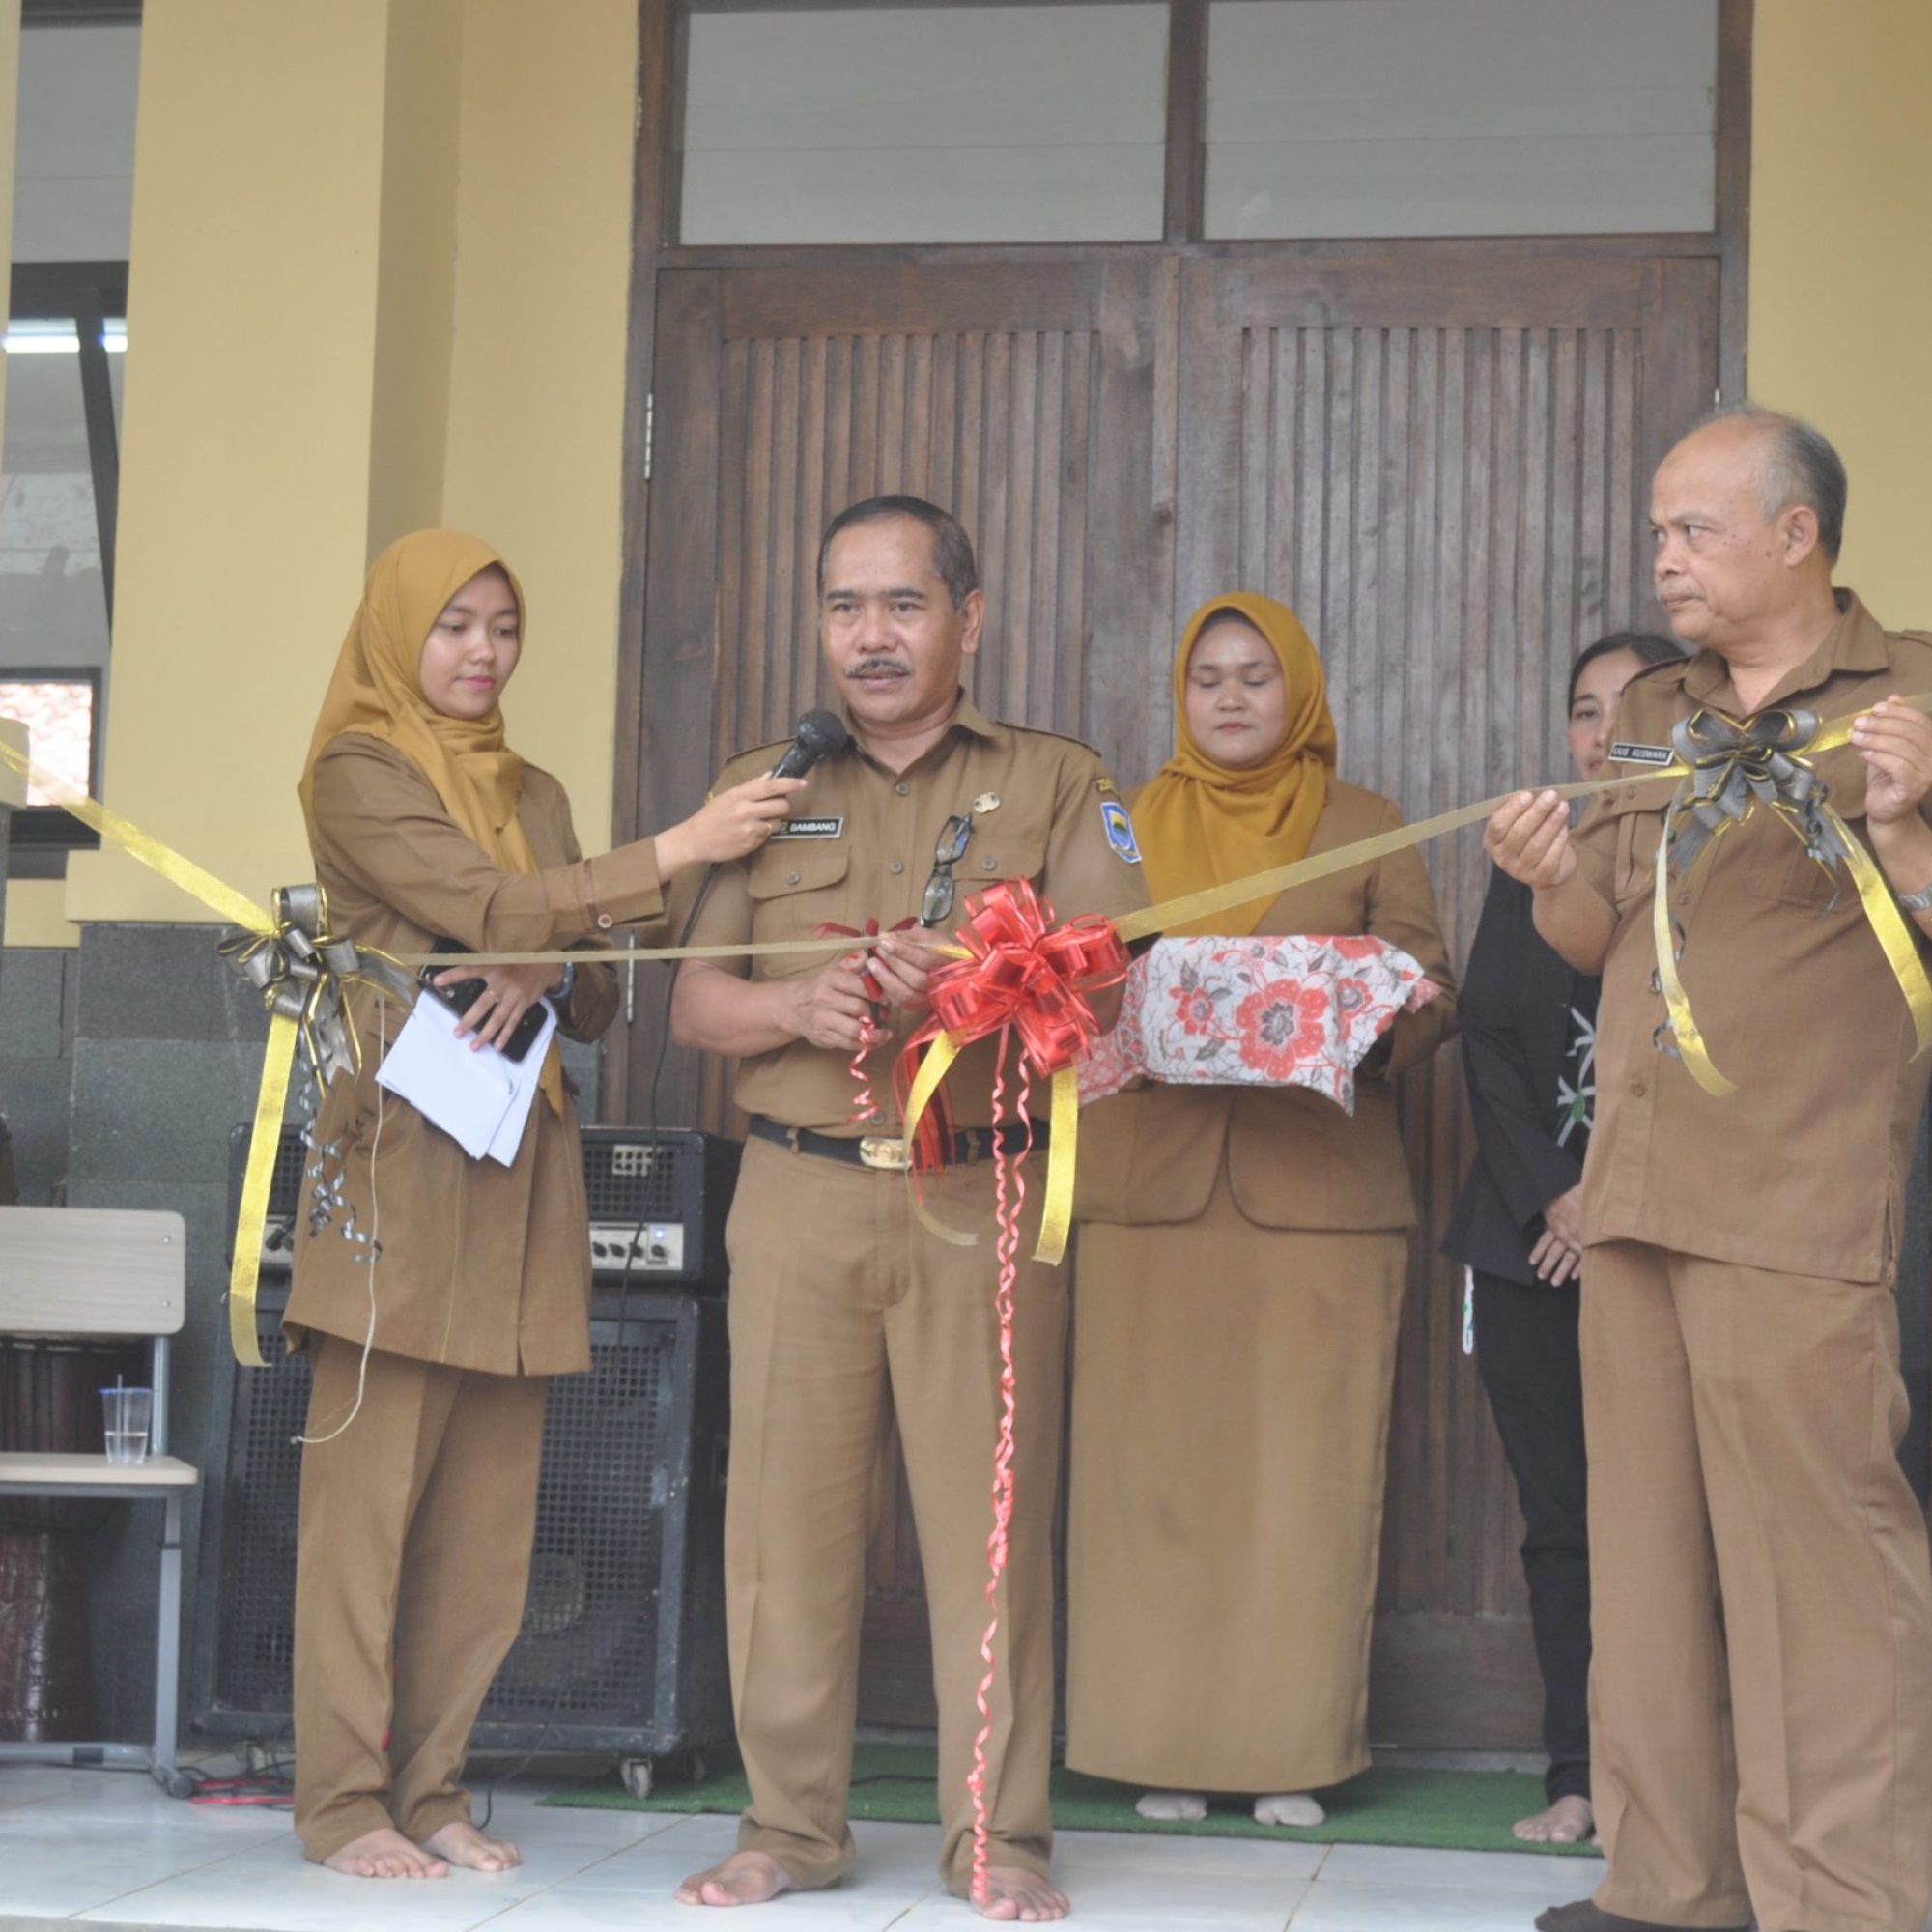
[605,0,1752,1118]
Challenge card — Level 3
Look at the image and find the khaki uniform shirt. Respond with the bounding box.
[290,734,667,1374]
[686,696,1151,1133]
[1075,780,1459,1232]
[1575,592,1932,1283]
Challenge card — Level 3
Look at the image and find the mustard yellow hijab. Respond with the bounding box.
[298,529,564,1110]
[1133,592,1338,937]
[298,528,533,870]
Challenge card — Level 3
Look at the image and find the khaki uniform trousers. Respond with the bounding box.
[724,1134,1065,1894]
[1581,1242,1932,1932]
[292,1333,548,1861]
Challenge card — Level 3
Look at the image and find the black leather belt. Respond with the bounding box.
[747,1115,1047,1172]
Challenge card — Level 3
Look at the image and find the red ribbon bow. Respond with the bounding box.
[895,884,1127,1171]
[922,879,1127,1077]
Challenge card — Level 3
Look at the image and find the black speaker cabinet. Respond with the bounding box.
[187,1280,732,1765]
[231,1123,739,1289]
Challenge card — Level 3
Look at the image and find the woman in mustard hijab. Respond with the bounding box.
[290,531,798,1881]
[1066,594,1457,1824]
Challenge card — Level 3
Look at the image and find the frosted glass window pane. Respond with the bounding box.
[0,353,110,676]
[14,23,140,261]
[1206,0,1718,240]
[682,6,1168,244]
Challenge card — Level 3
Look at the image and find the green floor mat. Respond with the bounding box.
[540,1745,1596,1856]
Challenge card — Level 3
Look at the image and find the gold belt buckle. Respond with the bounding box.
[858,1136,910,1172]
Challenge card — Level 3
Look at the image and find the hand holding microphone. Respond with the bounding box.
[656,709,851,872]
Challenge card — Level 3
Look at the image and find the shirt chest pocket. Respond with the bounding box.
[938,828,1050,931]
[746,839,854,971]
[1742,814,1865,916]
[1602,793,1663,910]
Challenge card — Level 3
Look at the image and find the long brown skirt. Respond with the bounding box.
[1065,1173,1406,1792]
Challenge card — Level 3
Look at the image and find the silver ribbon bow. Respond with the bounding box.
[218,884,414,1087]
[219,884,418,1254]
[1665,706,1851,890]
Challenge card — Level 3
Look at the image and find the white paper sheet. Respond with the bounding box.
[376,991,551,1162]
[483,1000,558,1166]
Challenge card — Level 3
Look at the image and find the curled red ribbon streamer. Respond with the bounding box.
[886,880,1124,1905]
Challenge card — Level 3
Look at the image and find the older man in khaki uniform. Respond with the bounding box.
[670,496,1149,1921]
[1490,409,1932,1932]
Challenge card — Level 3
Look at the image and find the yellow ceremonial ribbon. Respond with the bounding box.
[13,690,1932,1300]
[228,1015,297,1368]
[895,1049,1081,1264]
[897,1033,978,1248]
[0,736,270,932]
[1035,1066,1081,1265]
[1650,836,1735,1098]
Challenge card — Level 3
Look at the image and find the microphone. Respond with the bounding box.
[769,708,849,781]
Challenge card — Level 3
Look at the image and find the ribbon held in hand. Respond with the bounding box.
[1655,705,1932,1095]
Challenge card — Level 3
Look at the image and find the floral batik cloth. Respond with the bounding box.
[1078,934,1441,1116]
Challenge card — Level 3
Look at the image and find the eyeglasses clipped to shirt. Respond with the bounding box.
[920,813,974,927]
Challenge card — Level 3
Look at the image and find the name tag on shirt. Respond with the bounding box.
[770,816,845,839]
[1608,741,1675,767]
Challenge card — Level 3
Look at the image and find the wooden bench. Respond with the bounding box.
[0,1206,200,1794]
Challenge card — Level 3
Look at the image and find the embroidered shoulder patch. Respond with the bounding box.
[1099,799,1142,864]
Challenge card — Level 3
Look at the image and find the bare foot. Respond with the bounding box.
[1134,1789,1208,1821]
[322,1826,450,1879]
[1514,1794,1595,1844]
[1254,1791,1325,1828]
[421,1819,521,1871]
[974,1863,1069,1922]
[675,1849,795,1907]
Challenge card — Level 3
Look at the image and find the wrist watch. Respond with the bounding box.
[550,960,578,1004]
[1897,882,1932,913]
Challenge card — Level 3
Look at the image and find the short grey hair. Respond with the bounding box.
[1701,403,1848,563]
[815,495,980,611]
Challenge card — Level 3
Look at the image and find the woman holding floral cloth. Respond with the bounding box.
[1066,593,1457,1824]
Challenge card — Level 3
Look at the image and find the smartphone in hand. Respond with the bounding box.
[419,938,550,1063]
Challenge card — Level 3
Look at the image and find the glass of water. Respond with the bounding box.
[99,1385,153,1465]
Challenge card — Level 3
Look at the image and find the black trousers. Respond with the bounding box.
[1472,1268,1591,1805]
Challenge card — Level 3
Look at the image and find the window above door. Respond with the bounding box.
[1205,0,1719,241]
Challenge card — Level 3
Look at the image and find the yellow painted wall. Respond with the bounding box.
[1747,0,1932,626]
[438,0,636,839]
[366,0,464,553]
[60,0,392,929]
[47,0,637,937]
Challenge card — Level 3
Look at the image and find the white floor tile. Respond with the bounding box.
[0,1771,1676,1932]
[1287,1879,1548,1931]
[550,1814,943,1911]
[1316,1842,1605,1900]
[1054,1827,1327,1882]
[0,1832,263,1919]
[72,1833,556,1931]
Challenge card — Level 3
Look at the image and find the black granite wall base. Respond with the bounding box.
[0,947,79,1204]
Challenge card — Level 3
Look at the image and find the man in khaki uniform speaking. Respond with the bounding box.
[669,495,1150,1920]
[1488,409,1932,1932]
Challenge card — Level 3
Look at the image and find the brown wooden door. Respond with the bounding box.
[632,259,1179,1724]
[1176,253,1719,1746]
[630,246,1719,1741]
